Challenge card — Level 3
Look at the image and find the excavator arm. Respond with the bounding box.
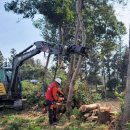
[9,41,88,99]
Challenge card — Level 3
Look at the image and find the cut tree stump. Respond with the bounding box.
[98,111,112,124]
[79,103,113,124]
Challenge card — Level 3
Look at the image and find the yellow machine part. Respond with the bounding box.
[0,83,6,96]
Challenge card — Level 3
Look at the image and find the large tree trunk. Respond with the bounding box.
[122,50,130,122]
[66,0,86,114]
[63,18,79,96]
[121,24,130,129]
[66,56,83,112]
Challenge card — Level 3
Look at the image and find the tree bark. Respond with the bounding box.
[122,50,130,122]
[43,53,51,82]
[66,0,86,114]
[121,24,130,128]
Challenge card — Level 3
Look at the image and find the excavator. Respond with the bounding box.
[0,41,87,109]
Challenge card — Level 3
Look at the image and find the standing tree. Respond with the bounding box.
[8,48,17,66]
[0,51,4,68]
[66,0,86,113]
[119,47,129,89]
[122,24,130,126]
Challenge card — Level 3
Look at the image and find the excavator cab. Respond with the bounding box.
[0,67,12,97]
[0,67,22,109]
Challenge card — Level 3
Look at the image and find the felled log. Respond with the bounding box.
[99,106,111,112]
[79,103,100,112]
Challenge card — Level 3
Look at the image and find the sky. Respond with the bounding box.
[0,0,130,65]
[0,0,54,66]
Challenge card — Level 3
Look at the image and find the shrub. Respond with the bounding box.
[73,80,102,108]
[21,80,44,105]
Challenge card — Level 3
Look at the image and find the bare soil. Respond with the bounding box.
[98,98,121,112]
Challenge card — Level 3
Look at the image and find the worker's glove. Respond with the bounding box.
[58,97,64,102]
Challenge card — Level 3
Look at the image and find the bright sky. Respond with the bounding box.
[114,1,130,45]
[0,0,55,66]
[0,0,130,65]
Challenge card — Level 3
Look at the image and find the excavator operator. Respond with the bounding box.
[45,78,64,125]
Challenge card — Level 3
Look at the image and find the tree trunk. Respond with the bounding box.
[66,0,86,114]
[122,50,130,122]
[66,56,83,112]
[42,53,51,94]
[121,24,130,128]
[63,55,74,96]
[53,56,59,80]
[42,53,51,82]
[63,16,79,96]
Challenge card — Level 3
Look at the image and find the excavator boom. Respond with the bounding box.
[1,41,88,108]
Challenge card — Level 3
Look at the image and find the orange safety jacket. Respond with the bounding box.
[45,81,63,101]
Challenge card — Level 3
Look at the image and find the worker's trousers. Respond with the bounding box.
[46,100,57,124]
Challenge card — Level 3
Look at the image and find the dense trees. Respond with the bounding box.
[4,0,127,95]
[4,1,127,86]
[3,0,130,125]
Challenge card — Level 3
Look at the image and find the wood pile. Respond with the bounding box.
[79,103,114,124]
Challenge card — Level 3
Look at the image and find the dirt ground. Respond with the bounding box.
[0,99,121,130]
[13,98,121,120]
[98,98,121,112]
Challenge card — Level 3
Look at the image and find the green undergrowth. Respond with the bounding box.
[0,108,109,130]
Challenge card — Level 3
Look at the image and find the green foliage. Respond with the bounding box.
[4,117,43,130]
[115,91,124,111]
[25,124,41,130]
[33,17,58,42]
[22,80,41,97]
[56,69,67,89]
[20,58,43,80]
[73,85,89,106]
[37,0,75,26]
[35,117,46,124]
[91,91,102,103]
[3,116,33,130]
[59,114,68,124]
[66,126,84,130]
[0,108,111,130]
[5,0,75,26]
[73,80,102,107]
[22,80,42,104]
[72,107,80,116]
[126,122,130,129]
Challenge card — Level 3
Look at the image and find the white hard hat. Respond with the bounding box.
[55,78,61,85]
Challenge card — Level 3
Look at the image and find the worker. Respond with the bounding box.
[45,78,64,125]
